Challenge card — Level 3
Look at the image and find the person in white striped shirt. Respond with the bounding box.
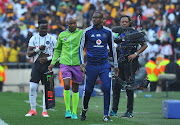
[25,19,57,117]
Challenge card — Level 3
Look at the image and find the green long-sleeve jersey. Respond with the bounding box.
[51,28,83,66]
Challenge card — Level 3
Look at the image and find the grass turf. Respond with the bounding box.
[0,92,180,125]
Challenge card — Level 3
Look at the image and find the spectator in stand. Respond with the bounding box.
[164,18,174,44]
[170,18,179,43]
[83,4,96,27]
[159,31,173,56]
[7,40,20,68]
[0,0,8,16]
[140,0,147,12]
[110,2,120,19]
[13,28,25,47]
[18,42,28,68]
[0,38,8,64]
[75,4,84,29]
[124,1,134,18]
[143,2,156,18]
[144,29,159,61]
[16,0,27,18]
[33,1,46,14]
[1,4,17,22]
[148,18,159,33]
[175,4,180,23]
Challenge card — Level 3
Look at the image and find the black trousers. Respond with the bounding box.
[112,58,138,113]
[150,82,157,91]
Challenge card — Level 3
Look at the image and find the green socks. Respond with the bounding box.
[64,90,79,114]
[72,92,79,115]
[64,90,71,111]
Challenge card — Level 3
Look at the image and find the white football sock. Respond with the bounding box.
[43,85,47,112]
[29,82,38,111]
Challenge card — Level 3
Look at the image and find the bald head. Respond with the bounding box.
[67,17,77,32]
[66,17,76,24]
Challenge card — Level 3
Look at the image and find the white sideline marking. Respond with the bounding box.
[24,100,57,111]
[0,118,8,125]
[118,112,151,114]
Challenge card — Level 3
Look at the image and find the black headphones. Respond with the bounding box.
[119,15,132,27]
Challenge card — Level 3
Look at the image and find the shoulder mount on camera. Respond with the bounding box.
[112,26,146,44]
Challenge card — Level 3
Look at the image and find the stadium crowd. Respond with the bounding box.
[0,0,180,91]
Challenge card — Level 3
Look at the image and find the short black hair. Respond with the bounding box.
[93,11,103,18]
[119,15,131,26]
[120,15,131,22]
[150,57,156,62]
[38,19,48,25]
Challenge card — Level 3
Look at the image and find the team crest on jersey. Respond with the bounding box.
[103,33,107,38]
[64,37,67,41]
[46,41,50,44]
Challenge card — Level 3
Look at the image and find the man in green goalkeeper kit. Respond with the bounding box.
[48,17,83,119]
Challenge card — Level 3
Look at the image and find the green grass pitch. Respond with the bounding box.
[0,92,180,125]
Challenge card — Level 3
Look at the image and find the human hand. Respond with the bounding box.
[114,67,119,76]
[39,45,46,51]
[80,64,85,72]
[128,54,137,62]
[48,64,54,71]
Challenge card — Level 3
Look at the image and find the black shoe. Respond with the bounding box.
[80,110,87,121]
[120,112,134,118]
[103,115,113,122]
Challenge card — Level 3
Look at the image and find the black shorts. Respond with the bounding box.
[30,61,51,84]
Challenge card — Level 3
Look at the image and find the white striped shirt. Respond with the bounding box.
[28,33,57,62]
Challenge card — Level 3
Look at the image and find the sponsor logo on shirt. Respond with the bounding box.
[96,39,102,45]
[93,39,104,47]
[91,34,95,37]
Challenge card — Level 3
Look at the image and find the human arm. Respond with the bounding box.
[79,30,86,71]
[48,37,58,71]
[128,42,148,62]
[27,36,46,57]
[50,34,62,65]
[108,29,119,76]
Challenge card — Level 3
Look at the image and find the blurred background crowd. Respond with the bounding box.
[0,0,180,91]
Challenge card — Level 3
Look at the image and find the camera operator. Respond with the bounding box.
[110,15,148,118]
